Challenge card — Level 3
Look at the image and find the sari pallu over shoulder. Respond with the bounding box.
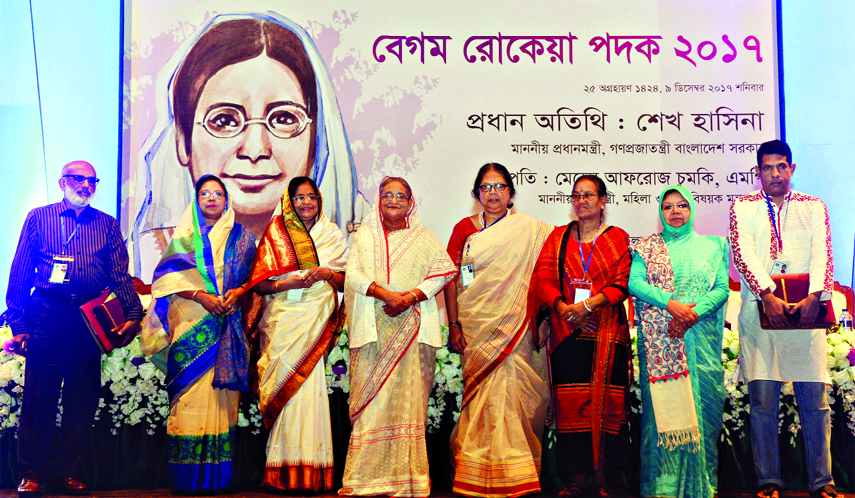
[456,213,552,408]
[141,198,256,405]
[344,190,457,421]
[246,192,346,430]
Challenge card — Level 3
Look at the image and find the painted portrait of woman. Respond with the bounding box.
[130,11,365,278]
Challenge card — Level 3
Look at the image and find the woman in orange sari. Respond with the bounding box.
[531,175,632,497]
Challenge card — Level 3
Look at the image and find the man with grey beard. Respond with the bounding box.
[6,161,143,496]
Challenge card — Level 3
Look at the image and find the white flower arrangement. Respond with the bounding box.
[630,324,855,448]
[0,324,261,436]
[0,325,25,432]
[4,320,853,447]
[323,325,465,433]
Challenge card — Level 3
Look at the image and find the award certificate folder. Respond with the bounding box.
[79,290,126,353]
[758,273,836,330]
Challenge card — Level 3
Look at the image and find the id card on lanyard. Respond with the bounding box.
[571,279,593,303]
[460,210,509,288]
[51,216,79,284]
[575,220,600,303]
[765,192,791,276]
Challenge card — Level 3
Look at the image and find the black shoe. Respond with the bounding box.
[52,477,89,496]
[17,476,41,497]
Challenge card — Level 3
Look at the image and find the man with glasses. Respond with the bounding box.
[729,140,838,498]
[6,161,143,496]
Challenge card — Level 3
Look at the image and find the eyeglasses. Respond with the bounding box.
[381,192,410,200]
[197,103,313,139]
[198,191,225,199]
[479,183,508,192]
[63,174,100,186]
[293,194,318,203]
[570,193,599,200]
[760,163,791,173]
[662,203,690,211]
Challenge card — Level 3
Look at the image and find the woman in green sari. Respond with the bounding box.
[628,185,729,498]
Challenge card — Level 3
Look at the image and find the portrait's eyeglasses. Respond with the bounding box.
[197,103,313,140]
[381,192,410,200]
[479,183,508,192]
[198,191,225,199]
[760,163,791,173]
[570,193,598,200]
[293,194,318,203]
[63,174,100,186]
[662,203,690,211]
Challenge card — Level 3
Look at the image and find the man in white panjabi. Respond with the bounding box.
[730,139,838,498]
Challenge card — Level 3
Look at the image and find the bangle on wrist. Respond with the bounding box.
[583,299,593,313]
[325,269,333,281]
[449,320,461,327]
[191,289,201,301]
[409,291,419,304]
[367,282,377,297]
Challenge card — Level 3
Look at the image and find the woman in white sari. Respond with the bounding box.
[446,163,553,498]
[245,177,348,492]
[341,177,457,497]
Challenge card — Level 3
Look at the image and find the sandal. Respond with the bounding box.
[811,484,840,498]
[558,486,583,496]
[593,488,611,497]
[757,483,782,498]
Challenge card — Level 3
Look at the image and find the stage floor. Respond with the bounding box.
[0,490,819,497]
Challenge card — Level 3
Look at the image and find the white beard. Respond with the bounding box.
[65,185,93,208]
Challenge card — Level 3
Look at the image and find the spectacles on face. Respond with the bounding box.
[197,103,313,140]
[662,203,690,212]
[198,190,225,199]
[571,193,599,200]
[293,194,318,203]
[381,192,410,200]
[760,163,791,173]
[479,183,508,193]
[63,174,100,186]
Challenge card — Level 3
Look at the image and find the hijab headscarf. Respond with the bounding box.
[659,185,695,239]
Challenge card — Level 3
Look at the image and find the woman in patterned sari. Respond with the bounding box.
[531,175,631,497]
[447,163,553,498]
[140,175,257,493]
[340,177,456,497]
[628,185,728,498]
[245,176,348,492]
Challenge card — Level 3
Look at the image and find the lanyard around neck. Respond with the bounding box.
[764,191,790,253]
[60,216,80,255]
[577,220,602,278]
[479,209,509,232]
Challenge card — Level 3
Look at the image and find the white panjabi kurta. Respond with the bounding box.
[730,189,833,383]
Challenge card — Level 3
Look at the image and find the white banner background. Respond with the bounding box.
[123,0,779,281]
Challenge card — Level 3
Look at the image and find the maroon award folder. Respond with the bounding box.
[758,273,836,329]
[79,290,126,353]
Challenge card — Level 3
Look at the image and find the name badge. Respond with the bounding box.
[49,255,73,284]
[286,287,304,302]
[571,279,593,303]
[770,254,792,276]
[460,264,475,287]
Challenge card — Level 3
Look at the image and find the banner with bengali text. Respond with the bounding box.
[123,0,779,280]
